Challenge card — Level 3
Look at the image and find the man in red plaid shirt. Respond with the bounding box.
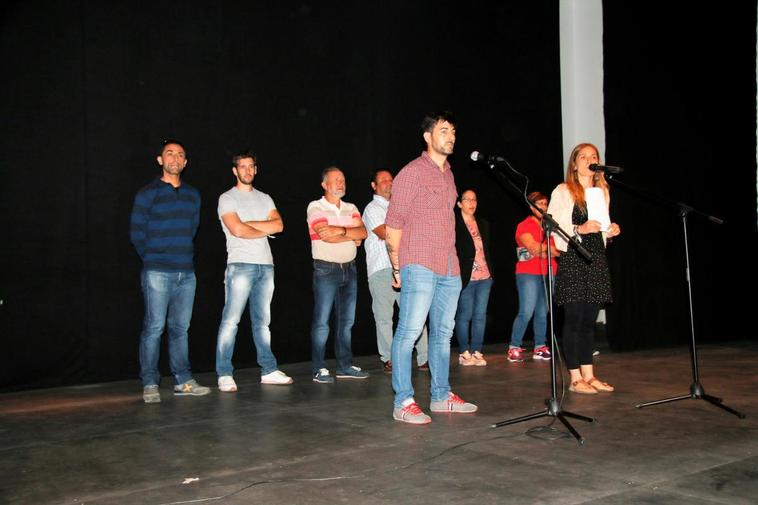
[385,112,478,424]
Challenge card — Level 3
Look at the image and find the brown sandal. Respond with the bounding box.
[569,379,598,395]
[587,377,614,392]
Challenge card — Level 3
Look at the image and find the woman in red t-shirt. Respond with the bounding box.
[507,191,559,363]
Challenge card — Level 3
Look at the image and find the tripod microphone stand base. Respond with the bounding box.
[492,398,594,445]
[636,382,746,418]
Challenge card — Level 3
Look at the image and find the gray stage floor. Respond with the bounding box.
[1,341,757,505]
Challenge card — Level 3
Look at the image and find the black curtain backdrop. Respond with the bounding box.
[0,1,563,390]
[0,1,755,391]
[602,2,757,351]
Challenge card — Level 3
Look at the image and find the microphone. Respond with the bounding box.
[470,151,506,164]
[589,163,624,174]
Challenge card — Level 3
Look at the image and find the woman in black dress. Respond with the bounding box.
[547,143,621,394]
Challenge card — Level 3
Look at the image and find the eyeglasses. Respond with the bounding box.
[461,198,477,202]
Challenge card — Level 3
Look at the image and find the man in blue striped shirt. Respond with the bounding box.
[130,139,210,403]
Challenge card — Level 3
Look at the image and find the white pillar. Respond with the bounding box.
[560,0,606,166]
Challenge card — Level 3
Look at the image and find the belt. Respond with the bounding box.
[314,259,355,269]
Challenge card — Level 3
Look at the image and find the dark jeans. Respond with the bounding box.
[454,278,493,353]
[561,302,600,369]
[310,260,357,374]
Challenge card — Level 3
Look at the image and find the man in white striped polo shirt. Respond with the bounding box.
[307,167,369,383]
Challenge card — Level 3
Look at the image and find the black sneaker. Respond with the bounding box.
[336,366,369,379]
[313,368,335,383]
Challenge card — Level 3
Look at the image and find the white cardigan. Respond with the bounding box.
[547,183,609,252]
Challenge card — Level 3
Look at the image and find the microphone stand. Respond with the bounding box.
[481,158,595,445]
[604,174,744,419]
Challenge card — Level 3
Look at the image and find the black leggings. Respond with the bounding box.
[562,302,600,370]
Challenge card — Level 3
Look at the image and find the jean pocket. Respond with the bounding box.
[225,263,239,277]
[313,261,333,277]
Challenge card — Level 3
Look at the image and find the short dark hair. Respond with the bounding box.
[160,138,186,156]
[421,111,455,133]
[370,169,392,184]
[458,188,476,202]
[232,151,257,168]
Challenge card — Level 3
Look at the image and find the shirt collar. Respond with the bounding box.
[420,151,450,172]
[319,196,343,210]
[372,194,389,206]
[155,177,181,190]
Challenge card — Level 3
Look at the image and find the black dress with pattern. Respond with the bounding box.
[555,204,613,306]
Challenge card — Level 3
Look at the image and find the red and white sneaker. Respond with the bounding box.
[430,392,478,413]
[532,346,552,361]
[507,347,525,363]
[393,400,432,424]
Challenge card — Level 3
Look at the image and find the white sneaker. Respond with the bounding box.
[261,370,293,385]
[218,375,237,392]
[143,385,161,404]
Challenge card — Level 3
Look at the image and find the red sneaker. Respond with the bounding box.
[532,346,552,361]
[507,347,525,363]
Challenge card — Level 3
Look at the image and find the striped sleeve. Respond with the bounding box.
[191,188,201,238]
[307,201,329,240]
[130,186,155,259]
[347,202,362,223]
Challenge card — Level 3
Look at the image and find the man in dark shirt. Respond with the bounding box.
[130,139,210,403]
[385,112,478,424]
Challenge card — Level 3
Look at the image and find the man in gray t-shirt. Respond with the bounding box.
[215,151,293,391]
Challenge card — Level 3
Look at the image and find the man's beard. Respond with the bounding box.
[434,142,454,156]
[164,164,183,175]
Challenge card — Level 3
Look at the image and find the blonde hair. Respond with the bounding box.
[564,143,608,208]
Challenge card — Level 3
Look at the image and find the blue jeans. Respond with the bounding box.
[391,264,461,407]
[454,278,493,353]
[311,260,357,374]
[139,269,195,387]
[509,274,548,349]
[216,263,278,377]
